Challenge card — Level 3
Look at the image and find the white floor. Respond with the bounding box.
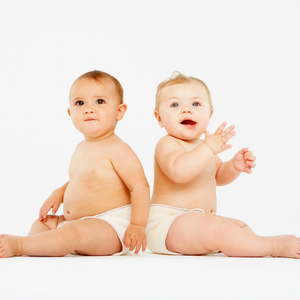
[1,250,299,300]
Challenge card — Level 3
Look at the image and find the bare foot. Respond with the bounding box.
[0,237,21,258]
[272,236,300,259]
[0,234,19,238]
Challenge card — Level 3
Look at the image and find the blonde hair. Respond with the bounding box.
[76,70,124,103]
[155,71,212,111]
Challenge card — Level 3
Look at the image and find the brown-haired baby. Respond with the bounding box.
[0,70,150,258]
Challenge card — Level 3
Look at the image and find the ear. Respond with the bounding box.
[116,103,127,121]
[209,109,214,120]
[154,111,164,128]
[67,108,71,116]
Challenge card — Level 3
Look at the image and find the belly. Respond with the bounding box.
[152,180,217,214]
[63,177,131,221]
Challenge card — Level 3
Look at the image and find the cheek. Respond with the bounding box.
[160,111,176,124]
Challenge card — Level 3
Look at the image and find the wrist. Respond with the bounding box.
[231,158,241,173]
[203,141,215,155]
[51,189,64,199]
[129,222,146,229]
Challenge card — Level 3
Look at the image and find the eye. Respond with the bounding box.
[75,100,84,106]
[192,102,201,106]
[96,99,105,104]
[171,102,179,107]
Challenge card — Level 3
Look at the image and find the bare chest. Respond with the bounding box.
[68,144,116,181]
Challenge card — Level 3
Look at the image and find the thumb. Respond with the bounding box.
[123,236,131,248]
[204,129,211,137]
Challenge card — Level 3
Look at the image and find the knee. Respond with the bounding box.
[31,216,56,228]
[62,220,90,244]
[234,219,248,228]
[206,216,232,238]
[41,215,62,229]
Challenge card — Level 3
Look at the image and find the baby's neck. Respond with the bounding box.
[84,131,117,143]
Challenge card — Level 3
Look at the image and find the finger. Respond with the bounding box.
[222,131,236,143]
[44,205,52,219]
[220,125,235,137]
[123,236,131,248]
[52,202,60,215]
[215,121,227,135]
[129,239,137,252]
[246,162,256,168]
[134,241,142,255]
[41,205,48,220]
[142,239,147,252]
[203,129,211,136]
[240,148,249,155]
[245,168,252,174]
[246,155,256,162]
[222,144,232,151]
[39,207,43,220]
[243,151,253,158]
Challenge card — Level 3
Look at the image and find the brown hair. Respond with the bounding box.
[76,70,124,103]
[155,71,212,111]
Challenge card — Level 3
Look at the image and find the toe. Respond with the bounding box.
[0,250,6,258]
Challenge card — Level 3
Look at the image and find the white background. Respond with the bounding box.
[0,0,300,238]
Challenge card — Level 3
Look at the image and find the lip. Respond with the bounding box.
[180,118,197,129]
[180,118,197,125]
[84,118,97,122]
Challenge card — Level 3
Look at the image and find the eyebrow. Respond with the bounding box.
[168,97,204,101]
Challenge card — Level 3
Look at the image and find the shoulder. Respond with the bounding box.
[109,136,137,158]
[155,135,185,158]
[156,135,184,147]
[75,140,85,149]
[110,136,132,151]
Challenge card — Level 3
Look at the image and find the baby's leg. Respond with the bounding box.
[0,215,66,240]
[166,213,300,258]
[28,215,66,236]
[224,217,255,235]
[0,218,121,258]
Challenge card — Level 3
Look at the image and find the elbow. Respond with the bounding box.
[215,177,229,186]
[132,182,150,194]
[172,171,192,183]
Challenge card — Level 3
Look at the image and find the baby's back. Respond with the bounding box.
[63,135,131,220]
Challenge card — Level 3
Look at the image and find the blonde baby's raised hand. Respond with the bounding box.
[39,194,63,222]
[204,122,235,154]
[123,224,147,255]
[233,147,256,174]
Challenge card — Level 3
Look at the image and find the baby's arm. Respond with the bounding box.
[39,181,69,221]
[216,147,256,186]
[156,122,235,183]
[111,142,150,254]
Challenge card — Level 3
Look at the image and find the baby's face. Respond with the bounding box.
[68,78,126,140]
[155,82,213,141]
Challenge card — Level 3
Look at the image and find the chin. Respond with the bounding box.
[175,133,199,141]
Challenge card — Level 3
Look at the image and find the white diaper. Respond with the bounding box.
[58,204,132,255]
[146,204,205,255]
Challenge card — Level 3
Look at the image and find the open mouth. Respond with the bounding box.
[181,119,197,125]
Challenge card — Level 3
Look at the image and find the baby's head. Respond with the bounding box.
[68,70,127,140]
[155,72,214,141]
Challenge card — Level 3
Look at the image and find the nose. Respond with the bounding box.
[84,107,94,114]
[181,106,192,114]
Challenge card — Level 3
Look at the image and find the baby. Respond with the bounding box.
[146,72,300,258]
[0,70,150,258]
